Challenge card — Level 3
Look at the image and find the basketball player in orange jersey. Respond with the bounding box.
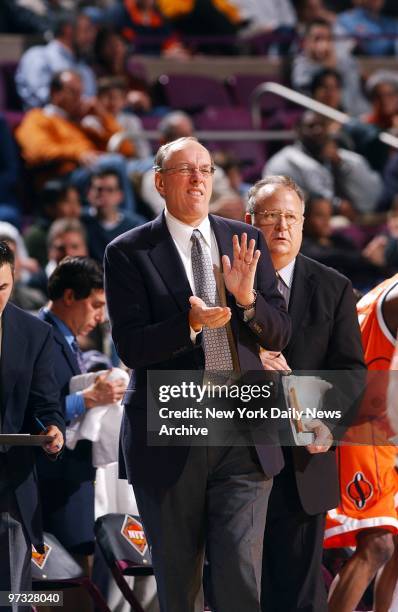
[325,274,398,612]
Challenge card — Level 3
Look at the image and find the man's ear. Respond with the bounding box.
[63,288,75,306]
[245,212,252,225]
[154,171,165,198]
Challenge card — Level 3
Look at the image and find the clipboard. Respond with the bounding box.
[0,434,55,447]
[287,387,315,446]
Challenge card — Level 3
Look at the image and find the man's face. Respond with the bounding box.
[0,264,13,313]
[305,25,333,62]
[98,88,126,116]
[66,288,106,336]
[49,231,88,264]
[314,74,342,109]
[299,112,330,155]
[88,175,123,211]
[155,141,213,226]
[74,14,97,56]
[248,186,304,270]
[373,82,398,118]
[54,188,82,219]
[305,198,332,239]
[53,72,83,118]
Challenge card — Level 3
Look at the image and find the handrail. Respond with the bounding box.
[250,81,398,149]
[107,128,295,152]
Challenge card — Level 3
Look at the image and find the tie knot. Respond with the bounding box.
[191,228,202,242]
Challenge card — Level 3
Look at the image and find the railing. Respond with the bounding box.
[250,81,398,150]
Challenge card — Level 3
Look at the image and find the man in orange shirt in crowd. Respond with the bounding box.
[16,69,139,213]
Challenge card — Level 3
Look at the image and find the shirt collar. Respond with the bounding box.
[44,308,75,348]
[277,258,296,289]
[165,209,212,255]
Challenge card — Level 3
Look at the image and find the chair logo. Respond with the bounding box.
[121,515,148,556]
[347,472,373,510]
[31,542,52,569]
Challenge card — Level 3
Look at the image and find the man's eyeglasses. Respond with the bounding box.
[154,164,215,177]
[252,210,304,227]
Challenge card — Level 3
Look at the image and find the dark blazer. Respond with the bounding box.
[105,213,291,487]
[0,302,64,551]
[282,253,366,515]
[36,309,95,483]
[36,309,96,552]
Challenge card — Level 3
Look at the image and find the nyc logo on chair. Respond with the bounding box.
[121,515,148,556]
[31,543,52,569]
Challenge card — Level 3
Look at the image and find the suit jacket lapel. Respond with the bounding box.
[148,213,193,312]
[285,254,316,359]
[0,304,27,416]
[40,310,80,375]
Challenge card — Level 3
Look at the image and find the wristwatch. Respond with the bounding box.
[236,289,257,310]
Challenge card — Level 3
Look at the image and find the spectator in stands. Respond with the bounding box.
[301,195,386,289]
[15,11,97,109]
[291,19,369,116]
[93,28,153,114]
[264,111,383,216]
[140,111,243,217]
[363,70,398,129]
[82,169,145,262]
[97,76,152,160]
[295,0,336,29]
[0,112,21,228]
[0,233,47,312]
[46,217,88,277]
[336,0,398,56]
[100,0,188,57]
[24,180,82,268]
[360,204,398,270]
[15,70,139,212]
[229,0,296,52]
[310,67,343,111]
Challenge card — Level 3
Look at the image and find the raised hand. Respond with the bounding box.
[222,233,260,306]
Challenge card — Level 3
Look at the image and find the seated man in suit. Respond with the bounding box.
[0,241,64,602]
[104,136,291,611]
[36,256,126,611]
[246,175,365,612]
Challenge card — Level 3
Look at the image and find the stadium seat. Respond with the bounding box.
[157,73,232,113]
[31,531,110,612]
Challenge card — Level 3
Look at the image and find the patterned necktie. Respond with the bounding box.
[191,229,233,371]
[71,338,87,374]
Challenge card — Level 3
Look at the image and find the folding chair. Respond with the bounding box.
[31,531,110,612]
[95,513,153,612]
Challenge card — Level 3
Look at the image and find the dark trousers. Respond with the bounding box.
[0,459,31,612]
[133,445,272,612]
[261,454,327,612]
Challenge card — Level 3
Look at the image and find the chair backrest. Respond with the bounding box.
[158,74,231,113]
[0,62,23,111]
[31,532,85,581]
[227,74,286,114]
[95,513,153,570]
[195,106,266,182]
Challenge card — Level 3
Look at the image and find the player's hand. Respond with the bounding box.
[305,419,333,454]
[222,233,260,306]
[189,295,231,332]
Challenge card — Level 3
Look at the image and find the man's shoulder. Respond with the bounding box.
[106,217,155,253]
[5,302,51,336]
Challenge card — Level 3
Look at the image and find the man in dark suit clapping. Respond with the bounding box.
[105,137,291,611]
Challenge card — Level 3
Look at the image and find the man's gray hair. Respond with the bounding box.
[158,111,193,141]
[247,175,305,213]
[154,136,200,170]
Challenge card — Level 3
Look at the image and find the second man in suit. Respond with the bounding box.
[247,175,365,612]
